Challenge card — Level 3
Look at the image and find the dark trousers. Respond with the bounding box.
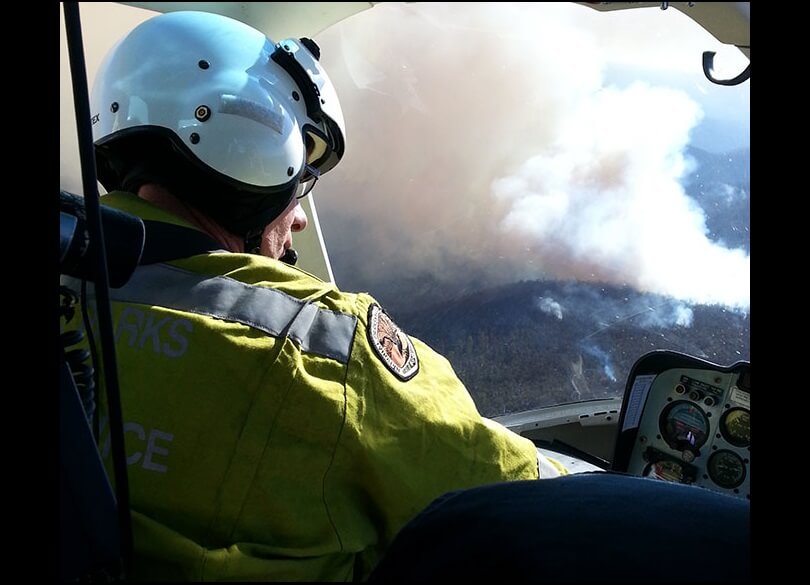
[367,472,750,582]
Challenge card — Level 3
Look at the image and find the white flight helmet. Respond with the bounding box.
[91,10,345,237]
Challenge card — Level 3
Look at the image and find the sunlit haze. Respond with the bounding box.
[315,2,750,309]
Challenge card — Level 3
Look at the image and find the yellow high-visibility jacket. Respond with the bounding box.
[70,191,539,581]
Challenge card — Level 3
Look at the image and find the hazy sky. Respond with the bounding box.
[313,2,750,308]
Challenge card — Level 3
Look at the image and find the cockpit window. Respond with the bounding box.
[315,2,749,416]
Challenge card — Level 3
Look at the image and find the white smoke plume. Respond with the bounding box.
[493,82,749,308]
[581,341,617,383]
[582,294,697,335]
[637,302,694,329]
[535,296,563,320]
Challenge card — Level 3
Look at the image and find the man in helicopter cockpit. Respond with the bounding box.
[73,9,568,581]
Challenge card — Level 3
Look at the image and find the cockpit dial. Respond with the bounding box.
[720,408,750,448]
[659,400,709,452]
[707,449,746,489]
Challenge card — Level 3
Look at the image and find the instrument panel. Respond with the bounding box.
[613,352,749,500]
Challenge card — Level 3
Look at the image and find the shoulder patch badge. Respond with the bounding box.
[367,304,419,381]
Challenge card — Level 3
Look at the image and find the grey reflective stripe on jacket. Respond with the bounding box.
[110,263,357,363]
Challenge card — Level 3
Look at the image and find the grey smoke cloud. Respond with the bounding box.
[314,3,749,307]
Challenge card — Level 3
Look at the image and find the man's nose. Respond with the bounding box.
[292,203,308,232]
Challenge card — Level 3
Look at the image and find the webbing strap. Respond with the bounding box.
[139,220,224,264]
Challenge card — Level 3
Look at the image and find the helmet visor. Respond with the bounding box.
[272,38,345,175]
[296,163,320,200]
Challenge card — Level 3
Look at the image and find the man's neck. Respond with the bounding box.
[137,184,244,253]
